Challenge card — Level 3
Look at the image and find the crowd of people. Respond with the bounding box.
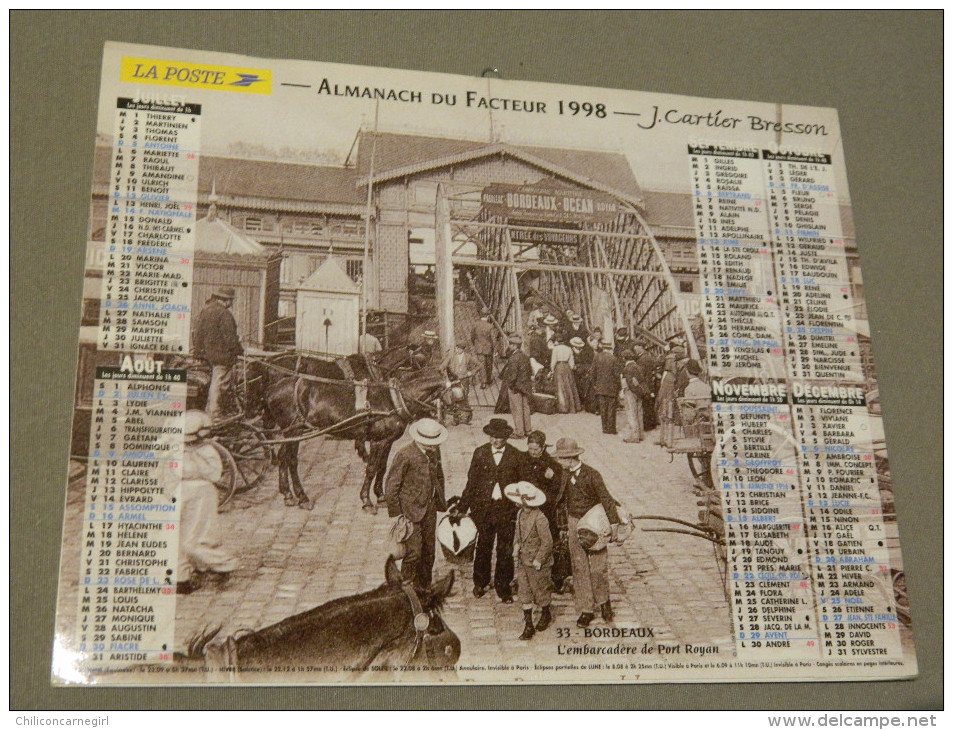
[385,417,626,638]
[430,304,711,451]
[181,293,712,641]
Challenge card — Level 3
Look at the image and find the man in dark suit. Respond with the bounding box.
[385,418,449,588]
[591,339,622,435]
[455,418,525,603]
[613,327,632,360]
[192,286,243,421]
[552,437,623,627]
[499,334,533,438]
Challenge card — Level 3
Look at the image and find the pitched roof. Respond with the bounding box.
[92,146,364,214]
[299,256,360,294]
[194,212,269,256]
[641,190,695,233]
[197,156,363,208]
[356,132,644,206]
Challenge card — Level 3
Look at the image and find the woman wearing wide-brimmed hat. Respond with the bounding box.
[384,418,449,588]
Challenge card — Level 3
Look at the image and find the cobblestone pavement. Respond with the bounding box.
[56,403,733,683]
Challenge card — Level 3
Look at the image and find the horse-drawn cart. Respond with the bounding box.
[173,346,454,512]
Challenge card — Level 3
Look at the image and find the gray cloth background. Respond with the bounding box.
[11,10,941,710]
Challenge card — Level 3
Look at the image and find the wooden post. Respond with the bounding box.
[502,223,524,339]
[434,184,455,359]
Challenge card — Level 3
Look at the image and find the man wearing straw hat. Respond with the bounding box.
[192,286,243,422]
[541,313,560,348]
[385,418,449,588]
[566,312,589,343]
[412,330,442,369]
[553,437,622,627]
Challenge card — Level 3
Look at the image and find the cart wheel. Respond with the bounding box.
[207,440,239,509]
[686,451,714,490]
[216,422,272,493]
[231,359,256,417]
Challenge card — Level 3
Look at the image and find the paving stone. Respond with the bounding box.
[56,398,736,674]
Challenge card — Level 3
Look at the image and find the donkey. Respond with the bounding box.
[177,558,459,680]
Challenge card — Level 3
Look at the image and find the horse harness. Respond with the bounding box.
[200,581,451,673]
[398,579,431,661]
[252,358,415,433]
[397,580,457,666]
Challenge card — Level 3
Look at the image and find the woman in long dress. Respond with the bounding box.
[550,336,582,413]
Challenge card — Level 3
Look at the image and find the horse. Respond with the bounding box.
[246,354,449,512]
[236,347,414,413]
[176,557,460,681]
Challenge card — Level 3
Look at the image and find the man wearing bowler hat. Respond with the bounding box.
[455,418,524,602]
[553,437,622,627]
[192,286,243,422]
[385,418,449,588]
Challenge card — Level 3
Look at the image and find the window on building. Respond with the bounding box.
[679,280,694,294]
[346,259,364,283]
[244,216,275,232]
[291,219,325,236]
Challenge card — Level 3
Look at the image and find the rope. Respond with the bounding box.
[255,359,361,386]
[256,410,397,446]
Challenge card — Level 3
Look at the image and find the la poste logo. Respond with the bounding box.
[120,56,272,95]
